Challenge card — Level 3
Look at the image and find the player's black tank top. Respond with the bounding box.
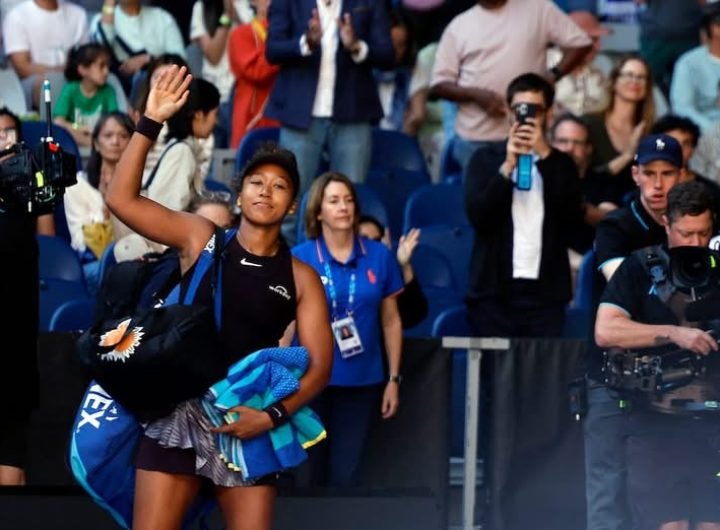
[180,233,297,367]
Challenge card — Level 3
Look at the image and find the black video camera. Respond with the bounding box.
[514,102,540,125]
[0,140,77,216]
[668,246,720,293]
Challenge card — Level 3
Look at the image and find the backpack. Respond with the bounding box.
[94,248,181,324]
[70,228,236,529]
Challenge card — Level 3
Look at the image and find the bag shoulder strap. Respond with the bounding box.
[142,139,185,191]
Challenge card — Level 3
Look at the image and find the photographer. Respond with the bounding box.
[464,72,584,337]
[595,180,720,530]
[0,107,56,485]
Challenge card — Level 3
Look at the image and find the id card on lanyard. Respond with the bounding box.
[321,245,365,359]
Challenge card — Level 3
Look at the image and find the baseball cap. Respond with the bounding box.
[634,134,683,167]
[238,142,301,198]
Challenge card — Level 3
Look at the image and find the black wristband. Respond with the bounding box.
[264,402,291,428]
[136,115,163,142]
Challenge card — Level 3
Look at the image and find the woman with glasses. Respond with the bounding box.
[583,54,656,204]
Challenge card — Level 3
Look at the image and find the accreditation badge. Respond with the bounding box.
[332,316,364,359]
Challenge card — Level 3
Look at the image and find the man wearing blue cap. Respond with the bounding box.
[583,133,684,530]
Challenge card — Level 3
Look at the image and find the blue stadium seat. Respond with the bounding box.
[415,224,473,296]
[203,178,233,196]
[563,249,595,338]
[439,135,463,184]
[365,167,429,242]
[431,304,471,338]
[295,182,389,245]
[48,297,96,332]
[369,128,430,176]
[0,68,28,117]
[37,235,91,331]
[97,241,117,285]
[402,183,467,233]
[403,246,462,338]
[234,126,281,174]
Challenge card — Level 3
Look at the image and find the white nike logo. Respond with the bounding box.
[240,258,262,267]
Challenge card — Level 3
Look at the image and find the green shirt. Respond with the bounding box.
[54,82,119,129]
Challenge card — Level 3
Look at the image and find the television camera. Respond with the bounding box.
[0,80,77,216]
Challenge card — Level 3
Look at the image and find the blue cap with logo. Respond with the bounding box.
[634,134,683,167]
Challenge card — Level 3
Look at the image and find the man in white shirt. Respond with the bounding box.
[2,0,88,109]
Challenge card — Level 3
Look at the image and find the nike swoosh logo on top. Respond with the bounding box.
[240,257,262,267]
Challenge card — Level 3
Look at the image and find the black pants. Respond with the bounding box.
[466,283,566,339]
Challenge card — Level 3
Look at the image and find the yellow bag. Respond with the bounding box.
[83,221,114,259]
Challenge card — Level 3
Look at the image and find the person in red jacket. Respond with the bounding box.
[228,0,279,149]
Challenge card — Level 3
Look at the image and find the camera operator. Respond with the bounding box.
[595,180,720,530]
[584,133,683,530]
[0,107,56,485]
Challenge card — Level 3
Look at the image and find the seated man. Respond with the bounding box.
[2,0,88,109]
[595,180,720,530]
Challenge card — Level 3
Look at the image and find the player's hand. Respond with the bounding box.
[144,65,192,124]
[210,405,273,439]
[671,327,718,355]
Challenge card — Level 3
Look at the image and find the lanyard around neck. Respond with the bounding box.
[318,240,356,319]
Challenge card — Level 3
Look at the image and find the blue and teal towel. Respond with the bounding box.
[201,346,326,480]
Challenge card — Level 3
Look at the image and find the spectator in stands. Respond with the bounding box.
[63,111,133,291]
[358,215,428,329]
[190,0,254,148]
[115,77,221,262]
[2,0,89,110]
[551,113,620,227]
[228,0,279,149]
[189,191,236,229]
[650,114,720,213]
[549,10,612,117]
[105,66,333,530]
[54,43,118,148]
[670,3,720,135]
[584,134,682,530]
[265,0,394,198]
[376,7,415,132]
[90,0,185,93]
[551,113,618,280]
[638,0,703,97]
[584,54,655,203]
[403,41,445,181]
[464,73,584,338]
[430,0,592,172]
[0,107,53,485]
[292,172,404,486]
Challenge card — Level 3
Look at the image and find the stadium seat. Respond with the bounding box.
[431,304,473,458]
[563,249,595,338]
[403,246,462,338]
[295,182,389,245]
[402,182,467,233]
[369,128,430,176]
[48,297,96,332]
[0,67,28,117]
[97,241,118,285]
[37,235,91,331]
[365,166,428,241]
[415,223,473,296]
[234,126,281,174]
[203,178,233,196]
[439,135,463,184]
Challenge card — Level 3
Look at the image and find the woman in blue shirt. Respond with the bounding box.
[292,172,404,487]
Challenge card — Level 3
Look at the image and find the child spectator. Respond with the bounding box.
[54,43,118,147]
